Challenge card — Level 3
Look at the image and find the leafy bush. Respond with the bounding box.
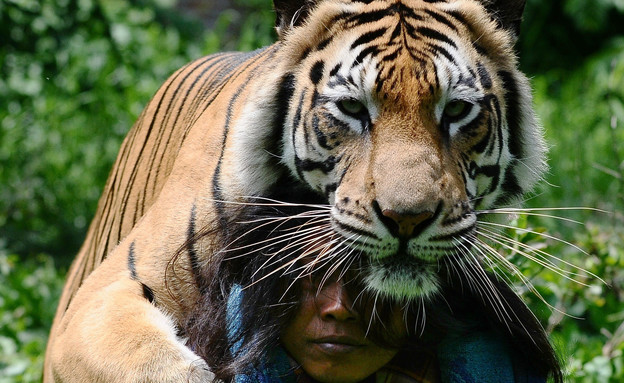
[523,25,624,382]
[531,39,624,211]
[0,248,64,382]
[0,0,208,261]
[0,1,213,380]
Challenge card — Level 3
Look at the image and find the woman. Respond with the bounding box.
[272,274,439,383]
[185,232,557,383]
[205,268,556,383]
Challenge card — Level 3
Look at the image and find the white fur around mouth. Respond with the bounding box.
[363,254,441,300]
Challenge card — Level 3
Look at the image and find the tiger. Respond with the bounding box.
[45,0,564,381]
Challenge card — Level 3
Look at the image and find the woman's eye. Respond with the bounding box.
[443,100,471,120]
[337,99,367,117]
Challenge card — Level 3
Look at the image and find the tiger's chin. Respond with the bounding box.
[363,256,441,301]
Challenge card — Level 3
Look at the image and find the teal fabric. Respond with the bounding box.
[227,284,295,383]
[437,331,515,383]
[226,284,545,383]
[437,330,546,383]
[233,347,294,383]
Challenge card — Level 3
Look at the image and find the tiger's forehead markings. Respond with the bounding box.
[350,28,388,50]
[315,2,471,72]
[329,0,469,29]
[303,1,475,84]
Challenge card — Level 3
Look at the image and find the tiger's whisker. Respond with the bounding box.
[210,196,332,211]
[470,238,519,289]
[478,220,593,260]
[477,228,579,279]
[225,228,331,265]
[478,206,608,213]
[365,292,382,338]
[471,235,584,320]
[467,236,540,304]
[225,221,332,260]
[247,230,337,283]
[254,229,339,280]
[246,252,312,289]
[477,206,609,224]
[317,234,361,291]
[316,252,353,294]
[442,252,465,293]
[285,238,348,282]
[236,209,331,225]
[336,241,362,282]
[477,226,585,277]
[476,211,584,225]
[279,247,348,302]
[454,240,513,328]
[220,214,329,254]
[465,241,532,335]
[476,226,604,284]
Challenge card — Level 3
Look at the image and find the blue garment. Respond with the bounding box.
[437,331,545,383]
[232,347,294,383]
[227,284,295,383]
[226,284,545,383]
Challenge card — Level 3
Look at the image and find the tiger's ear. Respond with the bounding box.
[481,0,527,38]
[273,0,317,38]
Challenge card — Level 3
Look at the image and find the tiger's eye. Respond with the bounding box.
[338,99,366,116]
[444,100,469,119]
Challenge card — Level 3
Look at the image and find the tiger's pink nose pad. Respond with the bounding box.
[381,209,435,238]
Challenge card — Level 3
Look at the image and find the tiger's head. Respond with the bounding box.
[231,0,545,302]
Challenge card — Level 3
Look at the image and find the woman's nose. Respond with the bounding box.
[317,280,358,322]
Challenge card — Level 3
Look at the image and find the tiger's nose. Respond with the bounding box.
[379,208,436,238]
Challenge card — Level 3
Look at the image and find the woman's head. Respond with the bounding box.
[281,275,407,383]
[186,252,414,382]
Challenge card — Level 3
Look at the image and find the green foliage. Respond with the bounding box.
[0,0,622,381]
[517,12,624,380]
[0,248,64,382]
[520,0,624,72]
[481,207,623,381]
[531,39,624,211]
[0,1,269,380]
[0,0,209,261]
[522,22,624,379]
[562,225,624,381]
[509,217,624,381]
[202,0,276,52]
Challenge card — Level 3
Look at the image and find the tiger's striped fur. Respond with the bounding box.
[45,0,556,381]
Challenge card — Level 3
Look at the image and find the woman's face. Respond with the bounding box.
[280,277,406,383]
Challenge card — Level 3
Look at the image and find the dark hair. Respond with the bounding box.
[179,181,563,383]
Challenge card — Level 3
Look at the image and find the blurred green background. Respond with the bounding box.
[0,0,623,381]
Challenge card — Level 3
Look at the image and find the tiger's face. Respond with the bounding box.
[273,0,546,301]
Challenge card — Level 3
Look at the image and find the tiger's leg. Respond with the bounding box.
[48,251,213,383]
